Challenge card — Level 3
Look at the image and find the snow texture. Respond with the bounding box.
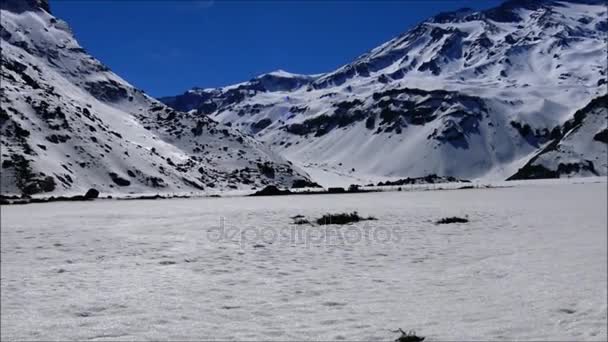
[1,179,606,340]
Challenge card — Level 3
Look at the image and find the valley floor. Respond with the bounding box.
[1,179,606,340]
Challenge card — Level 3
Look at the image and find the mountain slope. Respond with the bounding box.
[163,0,607,184]
[0,0,311,197]
[508,95,608,179]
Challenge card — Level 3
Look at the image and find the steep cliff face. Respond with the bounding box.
[0,2,312,196]
[163,0,607,183]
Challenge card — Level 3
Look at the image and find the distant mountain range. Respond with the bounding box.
[0,0,313,196]
[1,0,606,197]
[162,0,607,185]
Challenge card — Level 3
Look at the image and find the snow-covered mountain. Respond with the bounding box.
[162,0,607,184]
[0,0,313,197]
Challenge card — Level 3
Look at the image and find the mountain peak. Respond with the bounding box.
[258,69,320,80]
[264,69,297,78]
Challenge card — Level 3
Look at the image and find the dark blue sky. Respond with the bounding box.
[53,0,503,97]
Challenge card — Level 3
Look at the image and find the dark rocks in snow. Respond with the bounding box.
[251,118,272,131]
[508,164,558,180]
[504,33,517,44]
[2,159,13,168]
[22,175,55,195]
[427,113,482,147]
[181,177,205,190]
[285,109,366,137]
[257,162,275,178]
[377,174,470,186]
[508,161,598,180]
[19,70,41,89]
[191,120,206,136]
[2,59,40,89]
[108,172,131,187]
[250,185,291,196]
[6,154,56,195]
[45,134,70,144]
[365,115,376,129]
[418,60,441,75]
[198,101,218,114]
[109,130,122,139]
[291,179,322,189]
[556,161,598,175]
[84,188,99,199]
[12,123,31,138]
[334,99,363,111]
[85,80,128,102]
[0,107,9,126]
[378,74,390,84]
[435,121,467,143]
[593,128,608,143]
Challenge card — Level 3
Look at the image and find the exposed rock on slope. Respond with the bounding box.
[508,95,607,180]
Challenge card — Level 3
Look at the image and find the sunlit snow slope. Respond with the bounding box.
[0,0,312,196]
[163,0,608,183]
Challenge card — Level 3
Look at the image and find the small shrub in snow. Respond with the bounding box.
[316,211,376,225]
[394,329,425,342]
[293,218,311,225]
[436,216,469,224]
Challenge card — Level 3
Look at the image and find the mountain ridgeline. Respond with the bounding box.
[162,0,607,183]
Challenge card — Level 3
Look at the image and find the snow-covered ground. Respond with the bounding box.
[1,179,606,341]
